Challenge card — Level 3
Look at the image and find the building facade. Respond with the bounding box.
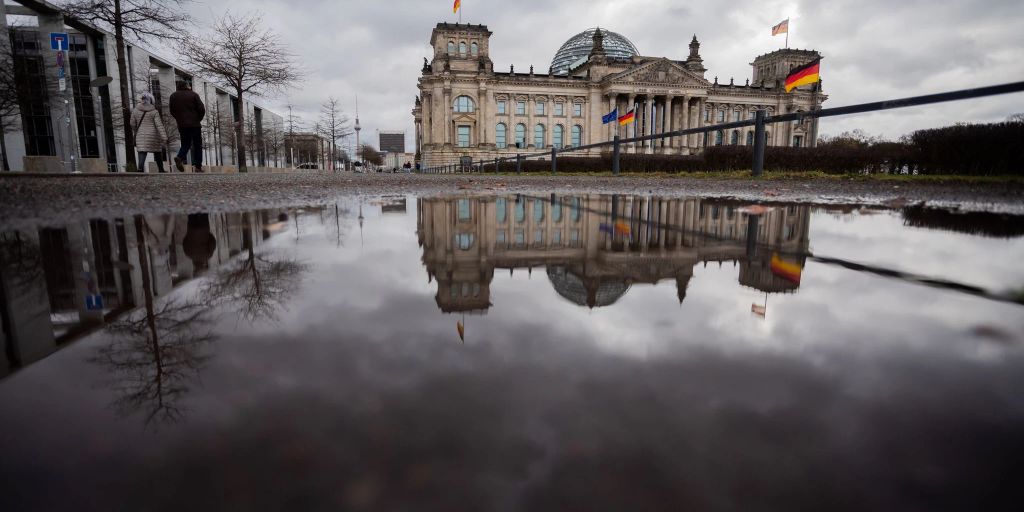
[413,23,826,167]
[1,0,285,173]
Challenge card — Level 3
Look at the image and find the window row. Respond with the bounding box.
[708,130,773,146]
[494,198,584,224]
[497,100,583,117]
[452,96,586,118]
[494,229,583,248]
[446,41,479,57]
[495,123,582,149]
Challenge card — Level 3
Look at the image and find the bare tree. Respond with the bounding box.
[265,120,284,167]
[0,27,19,171]
[179,12,300,172]
[201,243,308,323]
[318,97,352,172]
[59,0,191,172]
[360,144,383,166]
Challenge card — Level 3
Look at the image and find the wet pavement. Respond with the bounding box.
[1,193,1023,511]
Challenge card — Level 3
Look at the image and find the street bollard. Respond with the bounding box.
[612,135,621,176]
[551,147,557,175]
[516,154,522,174]
[752,110,766,177]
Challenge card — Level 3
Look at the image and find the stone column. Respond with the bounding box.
[626,94,636,152]
[608,94,617,142]
[527,95,535,149]
[680,95,690,153]
[665,95,675,150]
[643,97,653,153]
[546,96,554,149]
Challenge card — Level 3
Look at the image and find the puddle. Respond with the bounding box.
[1,194,1023,510]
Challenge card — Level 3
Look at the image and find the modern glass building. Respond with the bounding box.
[550,28,640,75]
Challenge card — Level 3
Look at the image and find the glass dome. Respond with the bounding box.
[547,266,630,308]
[550,28,640,75]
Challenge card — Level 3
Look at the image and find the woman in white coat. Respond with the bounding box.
[130,92,169,173]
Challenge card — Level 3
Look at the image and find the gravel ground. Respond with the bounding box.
[2,172,1022,229]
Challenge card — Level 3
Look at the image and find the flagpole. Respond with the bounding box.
[785,19,789,49]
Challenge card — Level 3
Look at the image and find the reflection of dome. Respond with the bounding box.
[547,266,630,308]
[550,28,640,75]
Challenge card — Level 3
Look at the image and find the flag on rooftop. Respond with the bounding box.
[602,108,618,124]
[784,58,820,92]
[772,19,789,36]
[453,0,461,14]
[618,110,636,125]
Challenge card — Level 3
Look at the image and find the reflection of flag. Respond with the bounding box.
[599,223,614,234]
[772,19,789,36]
[784,58,821,93]
[770,253,803,284]
[453,0,461,13]
[618,110,635,126]
[457,321,465,342]
[752,304,766,317]
[614,221,631,235]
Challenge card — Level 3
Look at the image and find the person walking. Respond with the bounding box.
[169,81,206,172]
[130,92,168,173]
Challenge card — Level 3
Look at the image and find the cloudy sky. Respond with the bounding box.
[180,0,1023,150]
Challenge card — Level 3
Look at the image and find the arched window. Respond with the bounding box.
[496,198,507,223]
[515,200,526,223]
[515,123,526,148]
[746,131,754,146]
[471,42,479,56]
[447,41,455,54]
[533,200,545,222]
[715,130,724,145]
[553,125,564,148]
[534,124,545,148]
[459,41,467,56]
[765,131,771,145]
[495,123,507,149]
[731,131,739,145]
[552,201,563,222]
[453,95,475,113]
[571,125,582,147]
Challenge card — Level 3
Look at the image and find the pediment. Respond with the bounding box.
[606,59,709,86]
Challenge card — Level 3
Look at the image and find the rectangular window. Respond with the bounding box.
[534,229,544,244]
[573,103,583,117]
[536,102,545,115]
[458,199,471,220]
[570,230,580,246]
[704,110,710,122]
[516,101,526,115]
[717,111,725,122]
[733,111,741,122]
[497,101,506,114]
[497,230,507,244]
[515,230,525,246]
[555,103,564,116]
[793,136,803,148]
[553,230,562,244]
[457,125,471,147]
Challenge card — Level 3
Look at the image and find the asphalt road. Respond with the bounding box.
[2,173,1022,230]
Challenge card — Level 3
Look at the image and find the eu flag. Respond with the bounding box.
[601,108,618,124]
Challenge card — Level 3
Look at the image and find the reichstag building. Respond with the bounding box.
[413,24,826,167]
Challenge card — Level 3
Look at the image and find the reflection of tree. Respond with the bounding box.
[201,213,309,322]
[90,217,216,426]
[0,231,44,288]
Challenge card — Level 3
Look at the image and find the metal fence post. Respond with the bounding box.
[612,135,621,176]
[495,158,499,174]
[516,154,521,174]
[551,147,557,175]
[752,110,767,177]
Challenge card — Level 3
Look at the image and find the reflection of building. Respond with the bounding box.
[413,23,825,167]
[417,195,810,312]
[0,208,298,377]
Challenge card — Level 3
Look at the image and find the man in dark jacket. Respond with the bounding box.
[169,81,206,172]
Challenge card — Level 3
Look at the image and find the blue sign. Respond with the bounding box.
[58,67,65,79]
[85,294,104,311]
[50,32,69,50]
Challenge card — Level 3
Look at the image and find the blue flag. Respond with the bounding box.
[601,108,618,124]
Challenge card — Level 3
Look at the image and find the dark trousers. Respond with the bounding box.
[137,151,165,172]
[177,127,203,168]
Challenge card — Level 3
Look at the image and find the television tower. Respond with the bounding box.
[354,95,361,161]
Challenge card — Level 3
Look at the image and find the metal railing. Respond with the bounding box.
[419,81,1024,177]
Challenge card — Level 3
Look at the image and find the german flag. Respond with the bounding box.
[770,253,803,285]
[453,0,461,13]
[618,110,635,125]
[784,58,820,93]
